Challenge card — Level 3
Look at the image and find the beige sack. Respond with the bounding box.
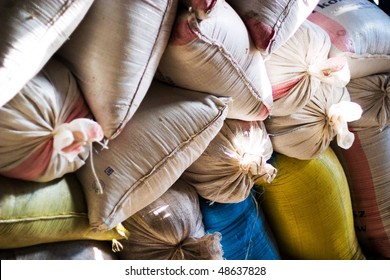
[117,179,223,260]
[76,80,229,231]
[182,119,276,203]
[265,84,362,160]
[0,0,93,107]
[58,0,178,140]
[227,0,319,56]
[0,58,103,182]
[156,0,273,121]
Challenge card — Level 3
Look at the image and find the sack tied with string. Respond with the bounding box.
[117,179,223,260]
[264,20,351,117]
[265,83,362,160]
[0,58,103,182]
[156,0,273,121]
[182,119,276,203]
[179,0,218,19]
[308,0,390,79]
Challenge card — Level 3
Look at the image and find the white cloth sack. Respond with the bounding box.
[76,80,229,231]
[0,58,103,182]
[0,0,93,107]
[156,0,273,121]
[265,20,350,116]
[226,0,319,56]
[58,0,178,140]
[182,119,276,203]
[308,0,390,78]
[265,84,362,160]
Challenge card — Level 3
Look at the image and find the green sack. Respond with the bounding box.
[0,174,127,249]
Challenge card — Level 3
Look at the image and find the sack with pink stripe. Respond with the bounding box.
[332,73,390,259]
[308,0,390,79]
[0,59,103,182]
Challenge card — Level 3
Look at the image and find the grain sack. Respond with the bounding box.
[264,20,350,116]
[0,58,103,182]
[0,240,117,260]
[308,0,390,79]
[199,191,281,260]
[330,74,390,259]
[254,147,365,260]
[179,0,218,19]
[182,119,276,203]
[156,0,273,121]
[226,0,319,56]
[57,0,178,140]
[0,174,127,250]
[76,80,229,231]
[117,179,223,260]
[0,0,93,107]
[265,84,362,160]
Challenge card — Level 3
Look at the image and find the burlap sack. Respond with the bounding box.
[265,84,362,160]
[57,0,178,139]
[199,191,281,260]
[182,119,276,203]
[255,147,366,260]
[117,179,223,260]
[156,0,273,121]
[265,20,350,116]
[226,0,319,56]
[308,0,390,79]
[0,173,127,250]
[76,80,229,231]
[0,0,93,107]
[0,58,103,182]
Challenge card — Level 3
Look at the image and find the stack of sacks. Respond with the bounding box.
[308,0,390,79]
[76,80,229,232]
[117,179,223,260]
[156,0,273,121]
[182,119,276,203]
[226,0,319,56]
[57,0,178,140]
[254,147,366,260]
[0,58,103,182]
[0,0,94,107]
[0,240,117,260]
[0,173,128,250]
[199,191,281,260]
[263,20,362,159]
[331,73,390,259]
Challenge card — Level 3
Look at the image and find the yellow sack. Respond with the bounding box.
[255,147,365,260]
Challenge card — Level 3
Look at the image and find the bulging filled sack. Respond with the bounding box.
[254,147,366,260]
[199,191,281,260]
[264,20,350,116]
[331,73,390,259]
[308,0,390,78]
[76,80,229,231]
[57,0,178,140]
[0,0,93,107]
[0,58,103,182]
[0,173,127,250]
[117,179,223,260]
[226,0,319,56]
[265,84,362,160]
[156,0,273,121]
[182,119,276,203]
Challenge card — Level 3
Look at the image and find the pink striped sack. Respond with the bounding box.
[226,0,319,56]
[0,0,93,107]
[264,20,350,116]
[156,0,273,121]
[0,58,103,182]
[58,0,178,140]
[308,0,390,79]
[332,73,390,259]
